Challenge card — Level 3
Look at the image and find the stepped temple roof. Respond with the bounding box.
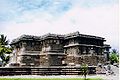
[64,31,105,40]
[41,33,64,40]
[11,31,105,44]
[11,35,41,44]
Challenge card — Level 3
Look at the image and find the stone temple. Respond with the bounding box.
[9,31,110,67]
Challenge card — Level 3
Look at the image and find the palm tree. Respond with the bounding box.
[0,34,12,66]
[0,34,9,46]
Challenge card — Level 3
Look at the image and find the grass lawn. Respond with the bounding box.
[0,78,103,80]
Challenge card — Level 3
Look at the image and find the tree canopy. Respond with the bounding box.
[109,49,119,64]
[0,34,12,66]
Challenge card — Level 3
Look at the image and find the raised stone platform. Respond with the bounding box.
[0,66,96,76]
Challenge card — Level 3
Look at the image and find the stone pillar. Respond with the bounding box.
[104,49,109,61]
[89,47,94,55]
[7,47,20,67]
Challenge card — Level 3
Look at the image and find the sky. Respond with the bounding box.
[0,0,119,50]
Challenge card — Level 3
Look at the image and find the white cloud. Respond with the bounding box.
[1,4,119,50]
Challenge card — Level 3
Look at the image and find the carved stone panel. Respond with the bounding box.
[21,55,40,67]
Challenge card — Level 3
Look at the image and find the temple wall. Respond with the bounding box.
[9,33,110,67]
[66,55,106,66]
[41,39,64,52]
[24,41,41,51]
[64,37,106,66]
[21,55,40,67]
[40,54,49,66]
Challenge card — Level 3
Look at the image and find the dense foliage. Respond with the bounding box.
[0,34,12,66]
[109,49,119,64]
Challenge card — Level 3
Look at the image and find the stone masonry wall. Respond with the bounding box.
[66,55,106,66]
[21,55,40,67]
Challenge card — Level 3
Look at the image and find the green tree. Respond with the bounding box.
[81,64,88,80]
[0,34,12,66]
[0,34,8,45]
[109,49,119,64]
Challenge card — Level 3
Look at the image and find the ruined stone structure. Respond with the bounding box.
[9,31,110,67]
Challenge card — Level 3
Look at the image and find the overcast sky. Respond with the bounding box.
[0,0,119,50]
